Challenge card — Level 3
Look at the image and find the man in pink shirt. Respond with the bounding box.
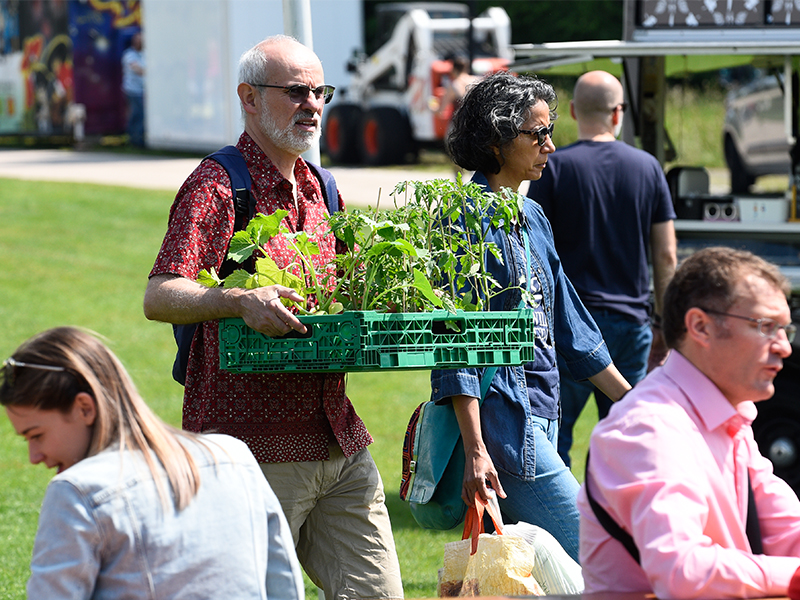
[578,246,800,599]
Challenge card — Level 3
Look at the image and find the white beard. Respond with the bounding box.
[259,108,320,154]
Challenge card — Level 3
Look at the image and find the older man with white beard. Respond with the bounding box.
[144,35,404,600]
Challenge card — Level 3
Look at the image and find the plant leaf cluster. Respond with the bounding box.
[197,177,528,314]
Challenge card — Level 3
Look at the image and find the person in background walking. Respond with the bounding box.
[434,71,631,563]
[527,70,677,467]
[122,31,145,147]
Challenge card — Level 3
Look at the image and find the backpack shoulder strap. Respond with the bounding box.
[204,145,256,278]
[307,160,340,214]
[585,451,642,564]
[205,145,255,227]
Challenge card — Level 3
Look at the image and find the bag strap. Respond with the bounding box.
[205,146,256,278]
[462,492,504,555]
[584,452,641,564]
[307,160,340,215]
[746,472,763,554]
[585,452,763,563]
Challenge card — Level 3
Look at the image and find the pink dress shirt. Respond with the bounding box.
[578,350,800,599]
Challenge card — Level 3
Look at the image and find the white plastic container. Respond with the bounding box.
[736,198,789,223]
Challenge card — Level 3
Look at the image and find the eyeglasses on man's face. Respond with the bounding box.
[700,308,797,344]
[518,122,554,146]
[250,83,335,105]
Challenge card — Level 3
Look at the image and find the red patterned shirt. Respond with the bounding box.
[149,133,372,462]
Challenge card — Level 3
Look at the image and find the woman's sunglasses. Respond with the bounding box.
[519,123,555,146]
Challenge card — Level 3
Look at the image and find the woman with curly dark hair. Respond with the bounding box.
[432,71,630,562]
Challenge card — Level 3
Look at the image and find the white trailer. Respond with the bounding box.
[141,0,362,153]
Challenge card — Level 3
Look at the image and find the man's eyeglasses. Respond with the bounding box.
[250,83,335,104]
[518,123,554,146]
[700,308,797,343]
[1,357,66,387]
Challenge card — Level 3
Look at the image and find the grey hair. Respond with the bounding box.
[446,71,558,174]
[238,34,300,86]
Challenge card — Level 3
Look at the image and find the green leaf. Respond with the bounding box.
[287,231,320,257]
[196,268,221,288]
[254,256,305,292]
[223,269,253,289]
[228,231,257,263]
[247,210,288,239]
[412,269,444,309]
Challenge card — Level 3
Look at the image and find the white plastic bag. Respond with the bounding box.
[438,492,545,597]
[503,522,584,595]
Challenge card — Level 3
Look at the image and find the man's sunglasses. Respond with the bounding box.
[250,83,335,105]
[518,123,554,146]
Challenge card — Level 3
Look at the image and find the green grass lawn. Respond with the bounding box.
[0,176,598,599]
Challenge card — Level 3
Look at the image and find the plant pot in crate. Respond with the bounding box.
[219,309,536,373]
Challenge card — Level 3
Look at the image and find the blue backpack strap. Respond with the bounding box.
[206,145,255,227]
[171,145,254,386]
[307,161,340,214]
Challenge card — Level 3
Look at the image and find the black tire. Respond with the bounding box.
[323,104,362,164]
[724,135,755,194]
[753,349,800,498]
[360,107,414,166]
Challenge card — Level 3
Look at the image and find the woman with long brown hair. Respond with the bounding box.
[1,326,302,600]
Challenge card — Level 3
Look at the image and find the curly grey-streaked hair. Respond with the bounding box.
[446,71,558,174]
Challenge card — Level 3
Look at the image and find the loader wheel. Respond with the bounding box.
[360,107,413,166]
[724,135,755,194]
[323,104,362,164]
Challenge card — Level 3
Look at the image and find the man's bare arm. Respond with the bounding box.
[650,220,678,318]
[143,273,307,337]
[648,220,678,370]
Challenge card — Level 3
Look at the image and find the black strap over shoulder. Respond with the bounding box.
[585,452,641,564]
[584,451,763,565]
[745,472,763,554]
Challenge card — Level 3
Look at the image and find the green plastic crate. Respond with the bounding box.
[218,309,536,373]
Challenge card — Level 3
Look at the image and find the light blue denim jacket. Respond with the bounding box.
[430,172,611,479]
[27,434,303,600]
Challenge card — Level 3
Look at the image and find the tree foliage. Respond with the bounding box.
[362,0,624,51]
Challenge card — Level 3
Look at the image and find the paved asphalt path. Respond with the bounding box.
[0,148,454,208]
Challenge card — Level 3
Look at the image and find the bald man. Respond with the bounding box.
[527,70,677,467]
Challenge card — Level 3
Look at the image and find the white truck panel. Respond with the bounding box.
[142,0,362,152]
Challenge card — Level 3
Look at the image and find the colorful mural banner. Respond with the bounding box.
[0,0,140,138]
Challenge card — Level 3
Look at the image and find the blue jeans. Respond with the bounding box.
[494,415,581,564]
[125,92,145,147]
[557,310,652,467]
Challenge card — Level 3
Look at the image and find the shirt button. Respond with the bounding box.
[433,388,439,393]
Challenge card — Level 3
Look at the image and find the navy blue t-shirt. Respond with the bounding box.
[527,140,675,324]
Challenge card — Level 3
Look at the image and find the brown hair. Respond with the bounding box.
[662,247,789,348]
[0,327,204,510]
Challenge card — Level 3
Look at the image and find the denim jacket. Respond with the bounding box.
[27,434,303,600]
[430,172,611,479]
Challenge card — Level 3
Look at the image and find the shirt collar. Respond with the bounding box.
[661,350,756,434]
